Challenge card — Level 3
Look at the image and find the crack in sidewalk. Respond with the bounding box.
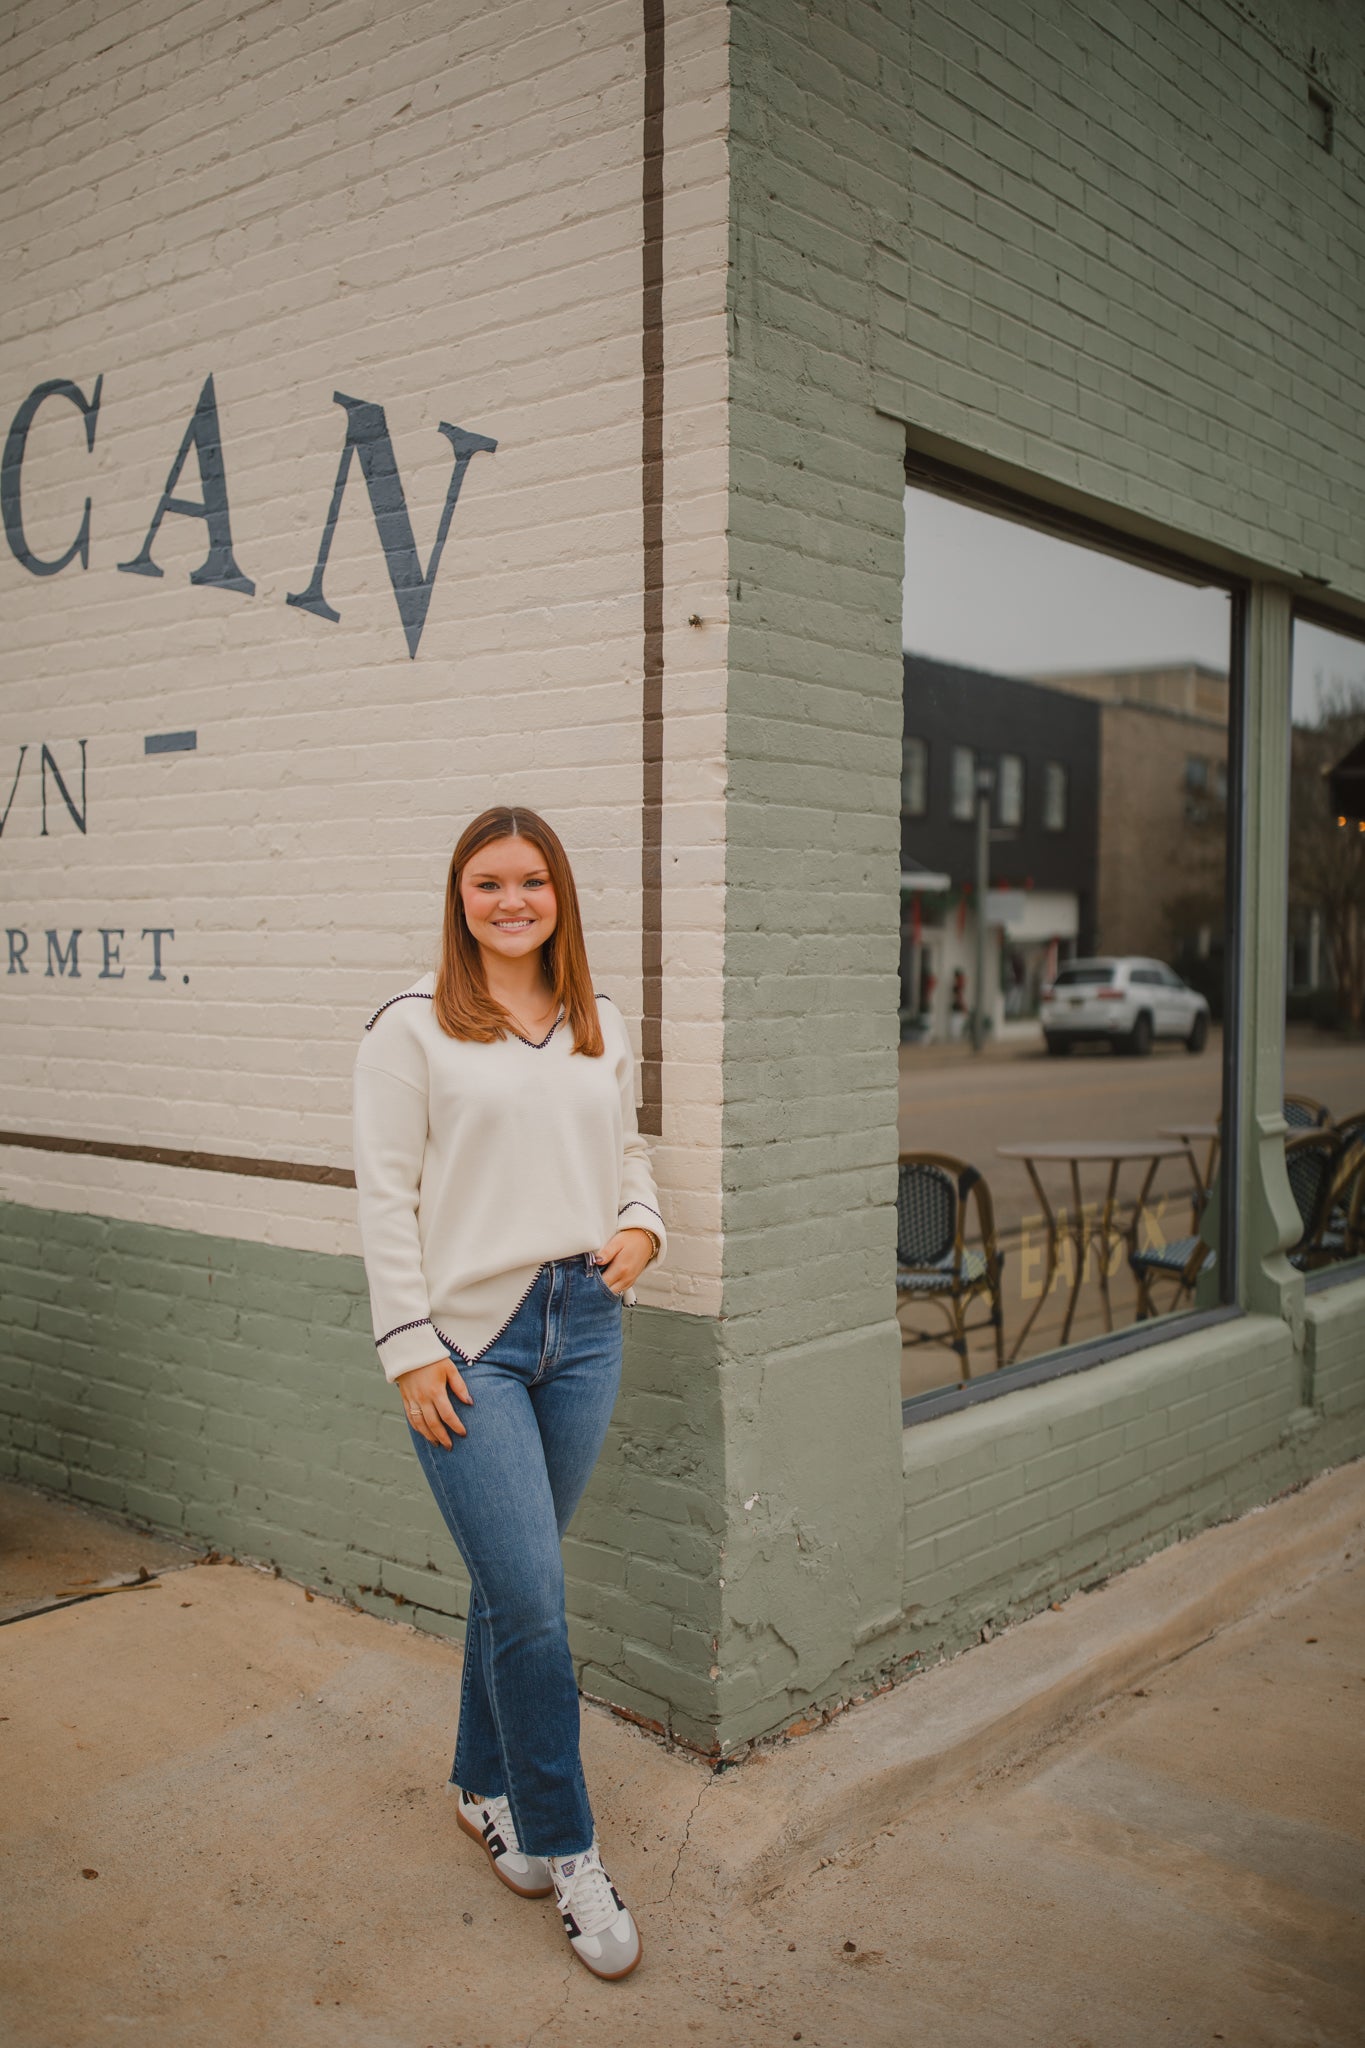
[667,1770,713,1903]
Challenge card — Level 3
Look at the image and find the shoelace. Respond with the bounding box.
[553,1848,621,1937]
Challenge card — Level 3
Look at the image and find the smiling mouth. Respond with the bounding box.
[493,918,535,930]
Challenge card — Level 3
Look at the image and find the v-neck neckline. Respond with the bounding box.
[508,1007,564,1050]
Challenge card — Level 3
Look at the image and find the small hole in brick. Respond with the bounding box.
[1307,84,1334,153]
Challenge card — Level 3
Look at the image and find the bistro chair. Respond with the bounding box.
[1130,1232,1216,1320]
[1284,1127,1344,1269]
[1330,1108,1365,1156]
[1299,1135,1365,1270]
[896,1152,1005,1374]
[1284,1093,1332,1131]
[1131,1125,1350,1312]
[1340,1148,1365,1262]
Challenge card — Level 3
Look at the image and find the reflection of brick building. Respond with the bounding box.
[900,659,1230,1036]
[901,656,1100,1038]
[1031,665,1230,961]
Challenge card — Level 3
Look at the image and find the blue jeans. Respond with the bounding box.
[407,1255,622,1858]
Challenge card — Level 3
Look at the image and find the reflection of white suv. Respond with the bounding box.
[1041,957,1211,1057]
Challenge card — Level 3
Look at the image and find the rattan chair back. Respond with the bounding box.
[1331,1108,1365,1155]
[896,1159,958,1268]
[1285,1129,1340,1254]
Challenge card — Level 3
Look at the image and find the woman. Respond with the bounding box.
[353,805,664,1982]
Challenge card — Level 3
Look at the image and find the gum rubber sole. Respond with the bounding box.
[456,1801,554,1899]
[567,1926,644,1982]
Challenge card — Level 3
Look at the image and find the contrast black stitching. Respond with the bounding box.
[619,1200,664,1228]
[432,1264,547,1366]
[376,1316,433,1348]
[508,1010,563,1050]
[366,991,434,1031]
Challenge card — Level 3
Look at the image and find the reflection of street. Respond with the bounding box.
[898,1027,1365,1399]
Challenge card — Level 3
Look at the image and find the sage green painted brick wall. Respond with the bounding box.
[882,0,1365,607]
[712,0,913,1745]
[721,0,914,1317]
[0,1202,725,1750]
[899,1304,1365,1660]
[1304,1276,1365,1422]
[714,0,1365,1747]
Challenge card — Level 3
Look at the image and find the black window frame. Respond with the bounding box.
[902,448,1250,1428]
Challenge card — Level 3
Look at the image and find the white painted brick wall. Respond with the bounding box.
[0,0,732,1316]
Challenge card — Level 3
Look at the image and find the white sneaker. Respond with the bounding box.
[454,1787,553,1898]
[549,1840,642,1980]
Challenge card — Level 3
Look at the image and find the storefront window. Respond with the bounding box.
[1285,614,1365,1281]
[900,478,1236,1411]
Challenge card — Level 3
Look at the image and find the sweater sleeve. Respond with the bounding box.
[610,1009,667,1265]
[352,1054,446,1382]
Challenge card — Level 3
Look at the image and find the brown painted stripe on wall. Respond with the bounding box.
[0,1130,356,1189]
[640,0,665,1135]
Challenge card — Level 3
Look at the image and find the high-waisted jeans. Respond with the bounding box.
[407,1254,622,1858]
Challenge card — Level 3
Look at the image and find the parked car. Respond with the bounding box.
[1040,957,1211,1057]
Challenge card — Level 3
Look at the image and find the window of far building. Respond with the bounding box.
[901,476,1236,1419]
[902,735,928,816]
[998,752,1024,828]
[950,744,975,821]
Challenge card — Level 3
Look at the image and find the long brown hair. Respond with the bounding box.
[433,806,604,1056]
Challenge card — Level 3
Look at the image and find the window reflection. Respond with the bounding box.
[950,744,975,821]
[899,485,1233,1402]
[1284,617,1365,1278]
[998,754,1024,828]
[902,736,928,816]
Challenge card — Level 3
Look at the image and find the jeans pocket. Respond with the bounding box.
[588,1258,623,1305]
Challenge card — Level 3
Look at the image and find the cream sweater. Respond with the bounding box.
[352,974,666,1380]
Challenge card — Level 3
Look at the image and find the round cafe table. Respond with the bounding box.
[995,1137,1199,1362]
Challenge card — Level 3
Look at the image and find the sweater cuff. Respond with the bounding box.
[618,1200,666,1265]
[376,1317,448,1382]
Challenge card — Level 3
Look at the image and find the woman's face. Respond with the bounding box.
[459,835,559,965]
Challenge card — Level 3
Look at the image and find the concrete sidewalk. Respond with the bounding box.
[1,1466,1362,2047]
